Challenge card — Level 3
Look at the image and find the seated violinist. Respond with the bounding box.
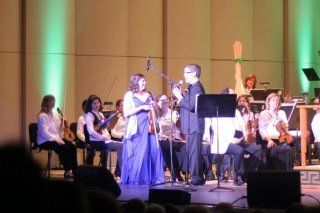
[311,97,320,164]
[203,88,245,186]
[236,95,262,178]
[258,93,293,171]
[110,99,125,141]
[37,94,78,178]
[157,95,184,182]
[85,95,123,176]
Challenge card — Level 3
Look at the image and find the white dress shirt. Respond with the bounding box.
[259,109,288,140]
[77,115,86,142]
[111,114,125,139]
[203,110,245,154]
[312,112,320,143]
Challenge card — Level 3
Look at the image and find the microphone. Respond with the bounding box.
[146,55,151,71]
[176,80,183,89]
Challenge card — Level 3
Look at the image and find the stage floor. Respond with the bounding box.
[50,170,320,209]
[118,180,320,209]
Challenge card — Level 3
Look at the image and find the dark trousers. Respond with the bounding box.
[239,141,262,173]
[39,140,78,171]
[160,139,184,174]
[185,133,203,182]
[224,143,245,175]
[86,141,123,174]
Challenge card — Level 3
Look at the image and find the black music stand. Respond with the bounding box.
[302,68,320,81]
[196,94,236,192]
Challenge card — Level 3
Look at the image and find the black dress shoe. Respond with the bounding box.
[191,178,206,186]
[218,175,228,183]
[235,175,243,186]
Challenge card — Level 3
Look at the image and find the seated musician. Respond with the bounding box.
[37,94,78,178]
[157,95,184,181]
[203,88,245,186]
[311,97,320,164]
[235,72,257,96]
[236,94,262,178]
[258,93,293,171]
[77,99,100,166]
[85,95,123,175]
[110,99,125,141]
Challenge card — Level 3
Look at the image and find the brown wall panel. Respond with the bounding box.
[0,0,21,144]
[128,0,163,57]
[26,54,75,125]
[76,0,128,56]
[0,0,21,52]
[253,0,283,62]
[0,53,21,144]
[26,0,75,54]
[166,0,211,59]
[212,0,253,60]
[75,56,128,118]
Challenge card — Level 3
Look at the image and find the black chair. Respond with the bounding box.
[70,122,86,164]
[28,123,53,177]
[83,124,111,169]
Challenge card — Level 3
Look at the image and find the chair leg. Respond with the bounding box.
[109,151,112,171]
[47,150,52,178]
[82,148,86,165]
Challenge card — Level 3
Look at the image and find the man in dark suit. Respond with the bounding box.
[172,64,205,185]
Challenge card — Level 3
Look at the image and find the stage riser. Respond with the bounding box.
[300,170,320,185]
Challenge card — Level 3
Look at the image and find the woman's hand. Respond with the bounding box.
[267,139,276,148]
[140,105,151,111]
[56,138,65,145]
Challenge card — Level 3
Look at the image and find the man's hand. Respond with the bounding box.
[172,87,183,101]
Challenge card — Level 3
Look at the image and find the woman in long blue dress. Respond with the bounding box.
[121,73,165,185]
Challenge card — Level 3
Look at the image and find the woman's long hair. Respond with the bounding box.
[40,94,55,113]
[128,73,145,93]
[85,95,103,113]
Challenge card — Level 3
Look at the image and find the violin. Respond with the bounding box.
[57,108,75,142]
[239,105,257,144]
[275,119,292,144]
[94,111,119,134]
[148,98,160,135]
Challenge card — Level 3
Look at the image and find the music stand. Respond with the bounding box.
[314,88,320,97]
[196,94,236,191]
[302,68,320,81]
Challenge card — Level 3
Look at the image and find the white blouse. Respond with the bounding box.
[37,112,62,145]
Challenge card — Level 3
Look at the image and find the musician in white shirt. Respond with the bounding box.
[203,88,245,186]
[258,93,293,171]
[37,94,77,178]
[311,97,320,164]
[85,95,123,174]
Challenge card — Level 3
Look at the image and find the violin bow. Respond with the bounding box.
[63,91,67,123]
[105,77,117,106]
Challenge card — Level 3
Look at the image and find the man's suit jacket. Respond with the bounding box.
[179,81,205,135]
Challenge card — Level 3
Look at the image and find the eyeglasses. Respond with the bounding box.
[184,71,195,74]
